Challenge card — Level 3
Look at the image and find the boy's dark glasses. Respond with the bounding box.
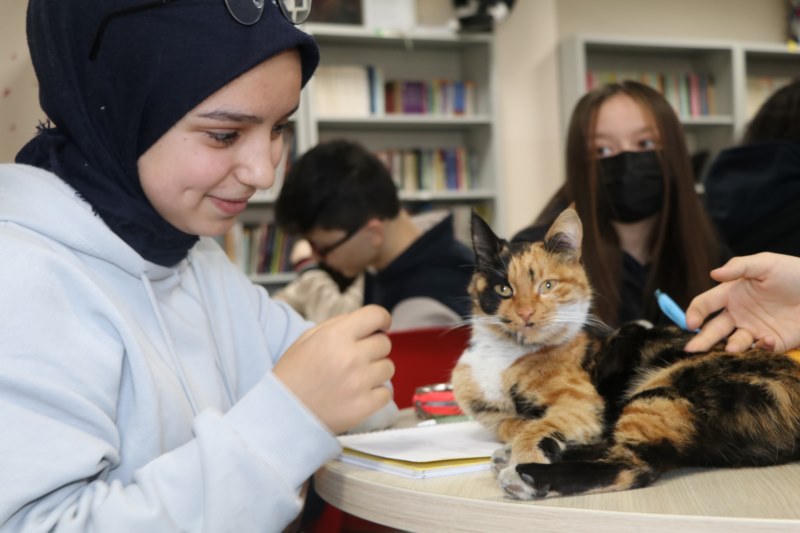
[90,0,312,59]
[310,226,361,258]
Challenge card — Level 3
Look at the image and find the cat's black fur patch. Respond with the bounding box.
[469,400,502,415]
[510,385,547,419]
[516,462,622,497]
[538,434,565,462]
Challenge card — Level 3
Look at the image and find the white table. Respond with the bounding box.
[315,411,800,532]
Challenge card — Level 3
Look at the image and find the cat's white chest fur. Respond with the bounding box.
[458,322,532,403]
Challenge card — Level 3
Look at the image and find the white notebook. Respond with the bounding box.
[337,421,501,479]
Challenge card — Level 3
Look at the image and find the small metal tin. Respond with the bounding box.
[412,383,464,419]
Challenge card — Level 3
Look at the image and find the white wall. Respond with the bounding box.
[494,0,561,237]
[0,0,790,238]
[0,1,43,164]
[556,0,786,42]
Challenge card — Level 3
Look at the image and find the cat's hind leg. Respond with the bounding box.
[503,389,690,499]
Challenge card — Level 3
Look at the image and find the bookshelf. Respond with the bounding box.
[740,43,800,120]
[558,34,800,181]
[233,23,501,288]
[305,23,498,206]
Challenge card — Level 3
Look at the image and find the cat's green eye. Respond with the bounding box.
[539,280,557,294]
[494,284,513,298]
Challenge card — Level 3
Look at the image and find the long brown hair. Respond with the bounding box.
[536,81,721,326]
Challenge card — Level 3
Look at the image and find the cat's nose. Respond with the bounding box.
[517,309,534,324]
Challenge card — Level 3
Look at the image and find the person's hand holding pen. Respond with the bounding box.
[273,305,395,435]
[685,253,800,353]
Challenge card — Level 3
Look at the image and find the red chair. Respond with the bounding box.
[386,325,471,409]
[307,325,472,533]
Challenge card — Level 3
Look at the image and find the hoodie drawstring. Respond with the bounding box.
[140,272,201,415]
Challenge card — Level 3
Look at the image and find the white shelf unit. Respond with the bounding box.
[739,43,800,126]
[305,23,499,207]
[559,35,800,181]
[243,23,501,287]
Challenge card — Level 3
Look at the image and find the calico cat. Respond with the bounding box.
[451,207,800,500]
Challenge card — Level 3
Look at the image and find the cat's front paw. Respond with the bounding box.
[491,444,512,476]
[497,465,539,500]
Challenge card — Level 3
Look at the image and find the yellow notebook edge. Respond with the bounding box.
[340,447,491,470]
[339,448,491,478]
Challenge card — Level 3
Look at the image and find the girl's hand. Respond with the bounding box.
[273,305,394,434]
[685,253,800,353]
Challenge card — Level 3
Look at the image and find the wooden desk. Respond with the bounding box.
[315,411,800,532]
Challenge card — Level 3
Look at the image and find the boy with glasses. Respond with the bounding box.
[275,139,475,331]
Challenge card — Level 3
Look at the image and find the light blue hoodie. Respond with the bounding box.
[0,164,341,532]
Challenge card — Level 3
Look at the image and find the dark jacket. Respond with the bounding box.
[364,214,474,319]
[703,140,800,257]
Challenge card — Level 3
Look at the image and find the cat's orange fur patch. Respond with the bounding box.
[614,397,695,452]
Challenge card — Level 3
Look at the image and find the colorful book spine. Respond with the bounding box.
[688,73,701,117]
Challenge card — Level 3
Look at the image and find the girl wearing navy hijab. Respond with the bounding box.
[1,1,394,530]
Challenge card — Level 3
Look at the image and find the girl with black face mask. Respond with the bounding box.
[513,80,725,327]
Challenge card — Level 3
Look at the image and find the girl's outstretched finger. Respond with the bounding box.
[724,327,754,353]
[685,284,729,330]
[685,309,736,352]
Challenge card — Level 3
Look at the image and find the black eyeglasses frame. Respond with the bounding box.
[309,225,361,259]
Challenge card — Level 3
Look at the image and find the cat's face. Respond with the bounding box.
[469,208,592,347]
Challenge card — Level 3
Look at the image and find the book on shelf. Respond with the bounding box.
[313,64,372,117]
[313,65,478,118]
[586,69,718,117]
[374,147,474,193]
[337,420,501,479]
[688,73,701,117]
[678,74,690,117]
[746,75,793,119]
[366,65,385,116]
[403,80,428,114]
[224,221,296,276]
[384,78,477,116]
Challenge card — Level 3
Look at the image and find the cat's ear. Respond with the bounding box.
[544,207,583,261]
[471,210,505,265]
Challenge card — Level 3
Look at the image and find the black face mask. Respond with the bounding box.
[597,150,665,223]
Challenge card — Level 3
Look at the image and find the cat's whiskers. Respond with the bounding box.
[584,314,613,334]
[468,313,505,329]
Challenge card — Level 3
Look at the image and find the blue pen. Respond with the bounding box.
[655,289,699,332]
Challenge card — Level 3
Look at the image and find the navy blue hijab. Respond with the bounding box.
[17,0,319,266]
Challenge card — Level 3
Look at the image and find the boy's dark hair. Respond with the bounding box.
[275,139,401,234]
[743,79,800,145]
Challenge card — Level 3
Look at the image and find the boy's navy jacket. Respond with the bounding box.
[364,214,475,321]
